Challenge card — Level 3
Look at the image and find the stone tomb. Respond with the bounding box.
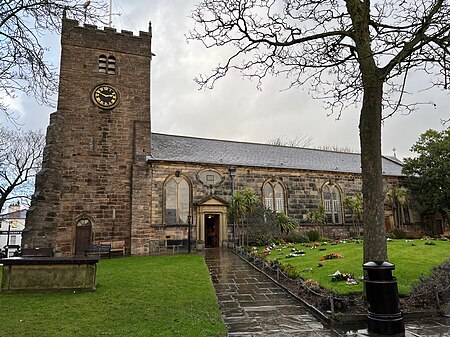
[0,257,99,292]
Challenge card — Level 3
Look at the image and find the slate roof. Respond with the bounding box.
[148,133,404,176]
[0,209,27,220]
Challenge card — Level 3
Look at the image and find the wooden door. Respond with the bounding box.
[75,223,92,255]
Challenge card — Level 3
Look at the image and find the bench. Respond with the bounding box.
[21,247,54,257]
[158,239,190,254]
[85,244,111,259]
[100,240,126,256]
[2,244,21,257]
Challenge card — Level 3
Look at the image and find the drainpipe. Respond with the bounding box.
[229,167,236,249]
[187,214,191,254]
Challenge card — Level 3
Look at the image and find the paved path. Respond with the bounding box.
[204,248,341,336]
[204,248,450,337]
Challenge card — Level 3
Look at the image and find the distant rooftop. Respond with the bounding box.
[0,209,27,220]
[148,133,404,176]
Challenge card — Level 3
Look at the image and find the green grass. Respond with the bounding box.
[0,255,226,337]
[260,239,450,296]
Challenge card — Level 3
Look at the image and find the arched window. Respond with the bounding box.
[397,205,411,226]
[98,55,116,74]
[322,183,342,224]
[263,181,285,213]
[164,176,190,225]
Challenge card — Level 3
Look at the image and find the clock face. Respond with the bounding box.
[92,84,119,109]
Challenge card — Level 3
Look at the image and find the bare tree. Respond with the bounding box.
[0,0,106,118]
[268,134,313,148]
[0,126,45,212]
[189,0,450,262]
[267,136,359,152]
[317,145,358,153]
[0,124,7,163]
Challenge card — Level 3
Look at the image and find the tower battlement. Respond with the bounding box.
[62,18,152,57]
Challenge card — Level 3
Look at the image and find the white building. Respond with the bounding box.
[0,203,26,257]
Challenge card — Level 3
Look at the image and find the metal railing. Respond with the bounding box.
[234,246,448,320]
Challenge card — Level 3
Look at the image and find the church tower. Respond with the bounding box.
[23,17,153,255]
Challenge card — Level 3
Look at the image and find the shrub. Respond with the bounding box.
[267,258,281,269]
[391,228,406,239]
[306,230,320,242]
[242,245,253,252]
[303,279,321,292]
[408,259,450,308]
[283,232,309,243]
[386,231,395,239]
[281,263,299,279]
[276,212,298,234]
[248,234,274,247]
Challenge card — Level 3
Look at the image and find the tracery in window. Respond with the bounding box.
[76,218,92,227]
[322,182,342,224]
[263,181,285,213]
[164,176,190,225]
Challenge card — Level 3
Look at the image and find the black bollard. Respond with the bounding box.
[363,261,405,335]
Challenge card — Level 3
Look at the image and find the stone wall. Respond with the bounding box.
[131,122,154,255]
[148,161,407,241]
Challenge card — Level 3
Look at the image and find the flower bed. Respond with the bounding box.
[239,239,450,320]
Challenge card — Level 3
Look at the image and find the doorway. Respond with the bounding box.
[75,219,92,255]
[205,214,220,248]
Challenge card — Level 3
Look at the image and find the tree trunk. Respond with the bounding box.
[360,82,387,263]
[346,0,388,263]
[0,196,6,213]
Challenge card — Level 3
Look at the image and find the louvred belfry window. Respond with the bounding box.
[98,55,116,74]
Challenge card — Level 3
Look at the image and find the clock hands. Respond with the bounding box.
[97,91,115,98]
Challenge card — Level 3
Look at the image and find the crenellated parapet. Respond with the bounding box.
[62,18,152,57]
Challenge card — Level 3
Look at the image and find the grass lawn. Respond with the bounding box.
[260,239,450,296]
[0,254,226,337]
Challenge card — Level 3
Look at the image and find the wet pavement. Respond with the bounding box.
[204,248,450,337]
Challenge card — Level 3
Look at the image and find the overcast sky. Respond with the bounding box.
[3,0,449,160]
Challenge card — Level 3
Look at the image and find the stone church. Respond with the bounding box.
[23,18,416,256]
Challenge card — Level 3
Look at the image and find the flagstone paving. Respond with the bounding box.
[204,248,450,337]
[204,248,342,336]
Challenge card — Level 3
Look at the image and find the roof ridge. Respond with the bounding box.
[382,155,404,165]
[151,132,360,155]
